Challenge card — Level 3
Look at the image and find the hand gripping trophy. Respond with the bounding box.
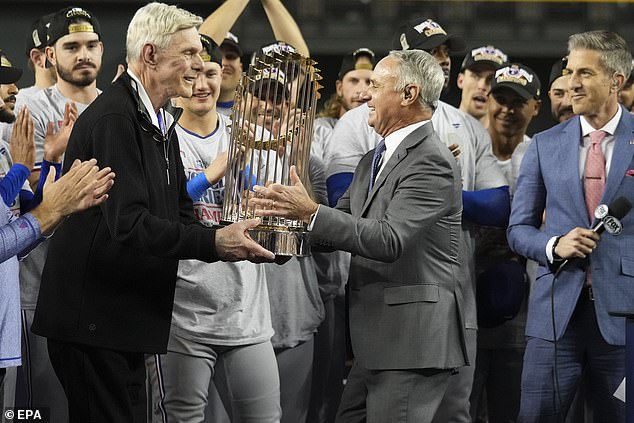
[220,44,322,256]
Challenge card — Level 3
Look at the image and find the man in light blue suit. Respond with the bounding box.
[508,31,633,422]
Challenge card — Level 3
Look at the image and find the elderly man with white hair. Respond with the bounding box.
[31,3,275,422]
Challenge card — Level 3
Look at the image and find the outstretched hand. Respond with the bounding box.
[251,165,318,223]
[9,107,35,170]
[216,218,275,263]
[44,101,78,163]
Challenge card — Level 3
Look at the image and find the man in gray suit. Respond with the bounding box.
[252,49,467,423]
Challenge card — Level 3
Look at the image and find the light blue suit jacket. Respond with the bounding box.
[508,107,634,345]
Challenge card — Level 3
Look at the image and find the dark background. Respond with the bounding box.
[1,1,633,135]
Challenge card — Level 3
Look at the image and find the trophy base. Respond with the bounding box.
[219,221,310,257]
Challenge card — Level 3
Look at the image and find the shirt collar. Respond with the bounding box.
[383,120,429,154]
[579,106,622,140]
[126,69,174,132]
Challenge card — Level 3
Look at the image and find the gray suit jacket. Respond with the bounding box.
[311,122,468,370]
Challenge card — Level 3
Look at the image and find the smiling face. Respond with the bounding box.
[154,27,203,100]
[458,66,496,120]
[488,87,539,139]
[177,60,222,116]
[48,29,102,87]
[548,74,574,122]
[219,46,243,99]
[567,48,620,122]
[366,56,404,137]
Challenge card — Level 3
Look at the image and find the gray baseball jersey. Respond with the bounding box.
[172,115,273,345]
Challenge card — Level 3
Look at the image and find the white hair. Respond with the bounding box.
[389,49,444,112]
[126,2,202,64]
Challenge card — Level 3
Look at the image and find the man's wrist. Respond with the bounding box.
[552,236,563,261]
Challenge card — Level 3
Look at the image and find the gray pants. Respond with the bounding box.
[147,333,280,423]
[432,327,477,423]
[17,309,68,422]
[275,337,315,423]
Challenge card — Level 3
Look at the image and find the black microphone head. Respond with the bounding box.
[609,196,633,220]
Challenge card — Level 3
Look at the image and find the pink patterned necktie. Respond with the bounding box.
[584,130,608,222]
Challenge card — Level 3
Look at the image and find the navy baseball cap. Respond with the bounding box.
[491,63,541,100]
[338,48,375,80]
[0,50,23,84]
[548,56,569,88]
[392,18,466,54]
[460,45,508,72]
[476,260,527,328]
[200,34,223,65]
[26,13,54,56]
[47,6,101,46]
[220,31,243,57]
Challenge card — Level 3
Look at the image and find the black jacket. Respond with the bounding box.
[32,73,219,353]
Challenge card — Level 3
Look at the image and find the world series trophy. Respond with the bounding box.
[220,47,322,256]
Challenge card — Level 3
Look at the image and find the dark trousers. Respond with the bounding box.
[47,339,146,423]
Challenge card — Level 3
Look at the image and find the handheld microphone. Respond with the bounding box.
[592,196,632,235]
[555,196,632,275]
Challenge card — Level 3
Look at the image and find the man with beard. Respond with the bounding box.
[323,16,509,423]
[457,45,508,128]
[9,7,99,423]
[548,57,574,123]
[470,63,541,422]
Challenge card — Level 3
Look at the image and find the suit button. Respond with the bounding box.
[88,323,97,332]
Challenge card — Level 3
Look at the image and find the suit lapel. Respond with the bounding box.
[360,122,432,215]
[559,118,588,225]
[601,108,634,212]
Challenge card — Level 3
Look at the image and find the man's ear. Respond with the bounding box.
[457,72,465,90]
[141,43,158,68]
[45,46,56,67]
[335,79,343,97]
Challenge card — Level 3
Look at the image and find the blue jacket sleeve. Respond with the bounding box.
[462,186,510,227]
[20,160,62,214]
[0,164,30,207]
[326,172,354,208]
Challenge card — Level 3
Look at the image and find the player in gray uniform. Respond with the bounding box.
[457,45,508,128]
[12,7,103,423]
[146,36,280,423]
[323,17,509,423]
[470,63,541,423]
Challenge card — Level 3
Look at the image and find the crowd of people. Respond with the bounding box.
[0,1,632,423]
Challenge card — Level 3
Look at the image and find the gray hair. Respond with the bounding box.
[389,49,444,112]
[126,2,202,64]
[568,31,632,78]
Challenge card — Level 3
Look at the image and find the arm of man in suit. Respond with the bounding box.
[254,146,457,262]
[507,136,599,266]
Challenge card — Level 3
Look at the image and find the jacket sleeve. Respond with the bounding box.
[507,135,551,265]
[311,146,457,263]
[79,113,218,262]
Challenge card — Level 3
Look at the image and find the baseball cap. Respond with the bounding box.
[491,63,541,100]
[47,6,101,46]
[392,18,466,54]
[476,260,527,328]
[337,48,375,80]
[460,45,508,72]
[25,13,54,56]
[548,56,569,88]
[200,34,223,65]
[0,50,23,84]
[220,31,243,57]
